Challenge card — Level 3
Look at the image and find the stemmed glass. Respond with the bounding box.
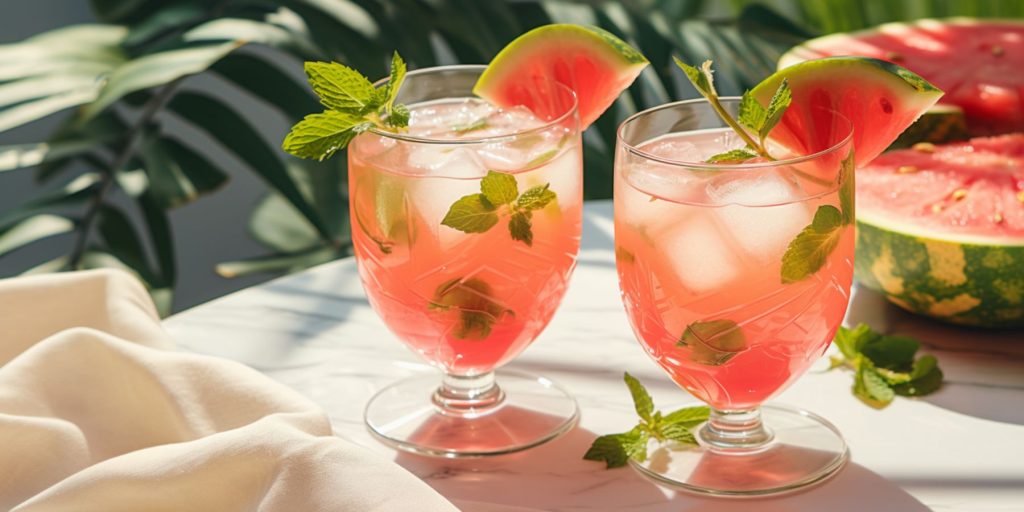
[349,65,582,456]
[614,98,855,495]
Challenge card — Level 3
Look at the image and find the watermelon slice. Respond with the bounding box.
[749,57,943,167]
[856,134,1024,327]
[474,24,648,129]
[779,18,1024,136]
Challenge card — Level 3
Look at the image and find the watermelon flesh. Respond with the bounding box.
[859,134,1024,242]
[750,57,943,167]
[474,24,648,129]
[780,19,1024,136]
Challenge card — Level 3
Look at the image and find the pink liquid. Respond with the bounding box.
[348,99,582,375]
[615,130,854,410]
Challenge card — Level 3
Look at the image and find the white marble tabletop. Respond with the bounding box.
[165,200,1024,512]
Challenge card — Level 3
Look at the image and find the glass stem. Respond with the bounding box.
[698,406,774,452]
[432,371,505,417]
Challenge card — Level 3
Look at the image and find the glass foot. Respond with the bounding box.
[364,370,579,457]
[631,404,849,497]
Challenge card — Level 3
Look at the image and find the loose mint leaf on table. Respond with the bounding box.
[283,53,410,161]
[442,171,556,246]
[830,323,944,408]
[583,373,709,469]
[780,205,844,283]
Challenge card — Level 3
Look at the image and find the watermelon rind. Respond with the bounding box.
[473,24,648,129]
[856,215,1024,328]
[889,104,969,150]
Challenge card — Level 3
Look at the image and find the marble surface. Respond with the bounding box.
[165,201,1024,512]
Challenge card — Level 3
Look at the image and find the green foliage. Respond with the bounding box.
[0,0,1012,312]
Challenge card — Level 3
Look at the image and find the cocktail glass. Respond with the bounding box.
[350,65,582,456]
[614,98,855,494]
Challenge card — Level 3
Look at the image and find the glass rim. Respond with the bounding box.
[366,64,579,145]
[616,97,855,171]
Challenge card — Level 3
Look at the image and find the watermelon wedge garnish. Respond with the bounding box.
[749,56,944,167]
[779,18,1024,136]
[474,24,648,129]
[856,134,1024,327]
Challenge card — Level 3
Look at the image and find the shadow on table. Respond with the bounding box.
[845,286,1024,426]
[393,420,927,512]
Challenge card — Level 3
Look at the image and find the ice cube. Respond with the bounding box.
[409,100,495,139]
[662,217,743,294]
[522,145,582,208]
[709,173,812,263]
[637,137,703,162]
[407,145,488,179]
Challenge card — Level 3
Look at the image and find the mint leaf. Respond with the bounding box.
[831,324,944,407]
[441,194,499,233]
[525,148,558,168]
[673,57,716,97]
[678,319,747,366]
[430,278,510,340]
[516,184,557,210]
[481,170,518,206]
[780,205,844,283]
[386,103,410,128]
[893,355,943,396]
[509,211,532,246]
[854,357,895,408]
[761,78,792,141]
[862,335,919,369]
[282,111,370,161]
[834,324,877,360]
[660,422,697,444]
[662,406,709,427]
[382,51,406,113]
[705,148,758,164]
[304,61,380,113]
[839,149,855,225]
[738,92,767,133]
[623,372,655,422]
[583,428,648,468]
[453,118,488,133]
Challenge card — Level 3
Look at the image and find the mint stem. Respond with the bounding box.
[706,94,767,158]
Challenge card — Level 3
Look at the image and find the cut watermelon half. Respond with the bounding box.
[779,18,1024,136]
[474,24,648,129]
[749,56,943,167]
[856,134,1024,327]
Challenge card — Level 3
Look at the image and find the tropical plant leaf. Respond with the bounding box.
[167,91,334,242]
[184,18,320,58]
[212,53,320,120]
[80,41,244,121]
[0,215,76,258]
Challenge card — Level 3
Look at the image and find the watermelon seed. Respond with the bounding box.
[897,165,919,174]
[1017,191,1024,204]
[912,142,936,153]
[931,203,944,213]
[952,189,968,201]
[885,51,904,62]
[993,213,1004,224]
[992,45,1004,57]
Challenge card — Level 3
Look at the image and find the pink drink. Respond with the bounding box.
[349,99,582,375]
[615,129,854,410]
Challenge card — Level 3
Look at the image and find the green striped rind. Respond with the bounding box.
[855,220,1024,328]
[779,17,1024,70]
[754,56,941,97]
[889,105,969,149]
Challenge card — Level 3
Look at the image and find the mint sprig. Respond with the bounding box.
[830,323,944,408]
[673,58,790,163]
[283,52,410,161]
[441,171,557,246]
[583,373,708,468]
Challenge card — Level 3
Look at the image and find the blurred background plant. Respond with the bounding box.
[1,0,1021,315]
